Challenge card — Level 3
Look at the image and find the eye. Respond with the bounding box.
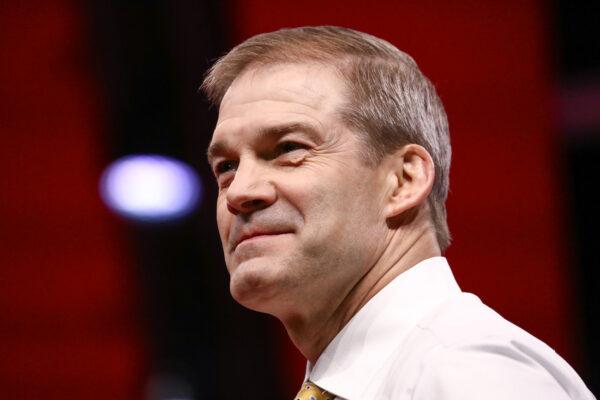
[276,141,308,154]
[214,160,237,175]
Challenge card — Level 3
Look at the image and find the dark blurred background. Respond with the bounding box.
[0,1,598,399]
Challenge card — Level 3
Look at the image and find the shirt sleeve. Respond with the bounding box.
[410,338,594,400]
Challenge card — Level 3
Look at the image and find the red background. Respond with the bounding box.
[0,0,581,397]
[228,0,579,391]
[0,3,147,399]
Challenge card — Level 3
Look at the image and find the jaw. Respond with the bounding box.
[227,255,290,313]
[227,249,322,321]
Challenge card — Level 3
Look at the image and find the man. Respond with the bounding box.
[203,26,595,399]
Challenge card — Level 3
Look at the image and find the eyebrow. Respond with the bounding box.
[206,122,320,164]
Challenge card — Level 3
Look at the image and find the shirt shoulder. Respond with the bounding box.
[404,293,595,400]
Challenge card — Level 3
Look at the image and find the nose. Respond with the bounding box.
[225,159,276,215]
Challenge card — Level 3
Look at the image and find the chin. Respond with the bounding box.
[228,257,285,314]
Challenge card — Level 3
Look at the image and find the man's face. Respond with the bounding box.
[208,63,388,317]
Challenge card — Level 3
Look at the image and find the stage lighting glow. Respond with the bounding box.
[100,155,202,221]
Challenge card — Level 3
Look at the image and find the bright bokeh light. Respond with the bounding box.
[100,154,202,221]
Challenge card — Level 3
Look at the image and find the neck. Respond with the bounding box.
[281,211,441,364]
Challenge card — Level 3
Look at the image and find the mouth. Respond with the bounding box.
[232,231,293,251]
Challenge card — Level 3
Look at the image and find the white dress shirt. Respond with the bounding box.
[306,257,595,399]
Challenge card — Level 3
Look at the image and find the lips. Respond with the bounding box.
[230,228,293,251]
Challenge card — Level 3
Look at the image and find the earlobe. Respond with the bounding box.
[383,144,435,219]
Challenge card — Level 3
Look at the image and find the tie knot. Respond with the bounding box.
[294,380,334,400]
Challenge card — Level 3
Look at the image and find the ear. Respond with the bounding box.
[382,144,435,219]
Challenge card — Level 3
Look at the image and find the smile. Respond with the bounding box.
[234,232,292,251]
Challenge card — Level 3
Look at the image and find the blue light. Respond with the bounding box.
[100,154,202,221]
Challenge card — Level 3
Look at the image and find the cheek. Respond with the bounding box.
[284,182,346,239]
[282,178,328,218]
[315,172,381,225]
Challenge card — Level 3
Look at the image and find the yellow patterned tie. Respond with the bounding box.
[294,380,335,400]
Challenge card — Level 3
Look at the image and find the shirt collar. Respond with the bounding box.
[307,257,461,399]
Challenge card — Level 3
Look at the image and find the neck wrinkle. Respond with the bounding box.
[283,211,441,365]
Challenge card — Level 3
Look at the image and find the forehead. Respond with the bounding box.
[211,63,347,142]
